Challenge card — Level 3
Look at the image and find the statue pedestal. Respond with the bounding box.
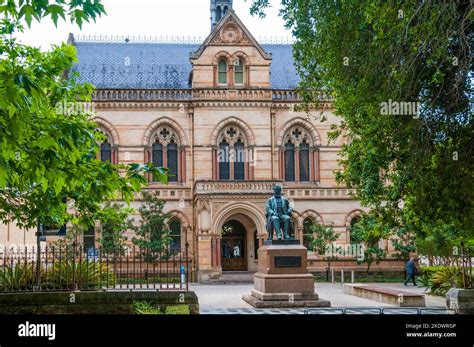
[242,240,331,308]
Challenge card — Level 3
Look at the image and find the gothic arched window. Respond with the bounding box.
[349,215,361,244]
[217,126,248,180]
[283,127,315,182]
[169,219,181,255]
[234,139,245,180]
[218,59,228,85]
[151,126,180,183]
[285,141,295,182]
[218,139,230,180]
[303,218,314,249]
[100,140,112,163]
[234,58,244,85]
[299,140,310,182]
[96,129,115,164]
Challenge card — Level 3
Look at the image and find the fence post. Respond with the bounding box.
[341,269,345,285]
[351,271,355,283]
[185,237,189,291]
[331,268,335,283]
[35,221,41,291]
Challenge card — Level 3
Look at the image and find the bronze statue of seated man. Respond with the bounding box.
[265,185,293,240]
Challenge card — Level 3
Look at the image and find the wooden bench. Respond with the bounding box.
[343,284,425,307]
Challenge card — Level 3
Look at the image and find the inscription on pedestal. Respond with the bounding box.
[274,256,301,268]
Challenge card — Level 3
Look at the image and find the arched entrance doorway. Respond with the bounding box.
[221,220,247,271]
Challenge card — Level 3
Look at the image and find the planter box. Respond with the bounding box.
[0,291,199,314]
[446,288,474,314]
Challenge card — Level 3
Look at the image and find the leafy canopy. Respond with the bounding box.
[250,0,473,252]
[0,0,168,230]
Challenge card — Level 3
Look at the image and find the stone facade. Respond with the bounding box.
[0,7,399,280]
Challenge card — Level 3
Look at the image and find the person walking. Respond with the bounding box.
[403,257,418,286]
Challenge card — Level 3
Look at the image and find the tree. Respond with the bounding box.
[0,1,168,233]
[350,212,391,274]
[132,192,171,261]
[308,222,338,270]
[251,0,473,284]
[99,203,134,255]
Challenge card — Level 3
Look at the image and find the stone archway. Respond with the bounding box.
[214,203,266,272]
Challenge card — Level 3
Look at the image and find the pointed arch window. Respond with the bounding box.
[167,140,178,182]
[96,128,116,164]
[169,219,182,255]
[303,218,314,249]
[299,140,310,182]
[218,59,228,84]
[234,139,245,180]
[234,58,244,85]
[218,140,230,180]
[151,126,181,183]
[216,126,249,181]
[285,141,295,182]
[100,140,112,163]
[349,215,361,244]
[283,127,316,182]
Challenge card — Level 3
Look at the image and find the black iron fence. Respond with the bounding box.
[0,246,192,293]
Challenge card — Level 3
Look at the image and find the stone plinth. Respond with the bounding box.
[242,240,331,308]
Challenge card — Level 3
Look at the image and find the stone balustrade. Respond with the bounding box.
[194,180,280,195]
[194,180,354,198]
[91,89,332,102]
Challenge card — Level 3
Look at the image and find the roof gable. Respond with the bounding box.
[190,9,271,61]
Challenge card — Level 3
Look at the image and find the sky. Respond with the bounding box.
[15,0,292,49]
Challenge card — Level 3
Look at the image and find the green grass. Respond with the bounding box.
[132,301,190,315]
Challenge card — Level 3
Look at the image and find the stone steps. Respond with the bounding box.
[206,272,255,284]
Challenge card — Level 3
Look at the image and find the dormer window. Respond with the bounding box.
[218,59,228,84]
[234,58,244,85]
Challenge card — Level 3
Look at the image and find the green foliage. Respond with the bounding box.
[99,203,134,255]
[391,226,416,260]
[46,259,115,290]
[250,0,473,270]
[0,0,107,28]
[419,266,465,296]
[350,212,389,273]
[308,222,338,268]
[132,301,162,314]
[132,301,190,315]
[165,305,190,315]
[132,192,171,261]
[0,2,168,233]
[0,263,37,290]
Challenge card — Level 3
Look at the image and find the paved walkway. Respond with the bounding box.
[189,282,447,314]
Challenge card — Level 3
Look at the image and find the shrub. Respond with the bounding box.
[0,263,38,291]
[132,301,161,314]
[165,305,190,315]
[132,302,190,315]
[46,260,116,290]
[419,266,464,296]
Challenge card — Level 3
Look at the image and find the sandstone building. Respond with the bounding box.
[1,1,400,281]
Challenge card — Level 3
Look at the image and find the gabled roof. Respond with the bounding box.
[190,9,271,61]
[71,41,300,90]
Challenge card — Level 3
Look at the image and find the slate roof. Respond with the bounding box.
[71,42,300,90]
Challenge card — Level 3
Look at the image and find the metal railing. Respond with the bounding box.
[304,307,457,315]
[0,245,192,293]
